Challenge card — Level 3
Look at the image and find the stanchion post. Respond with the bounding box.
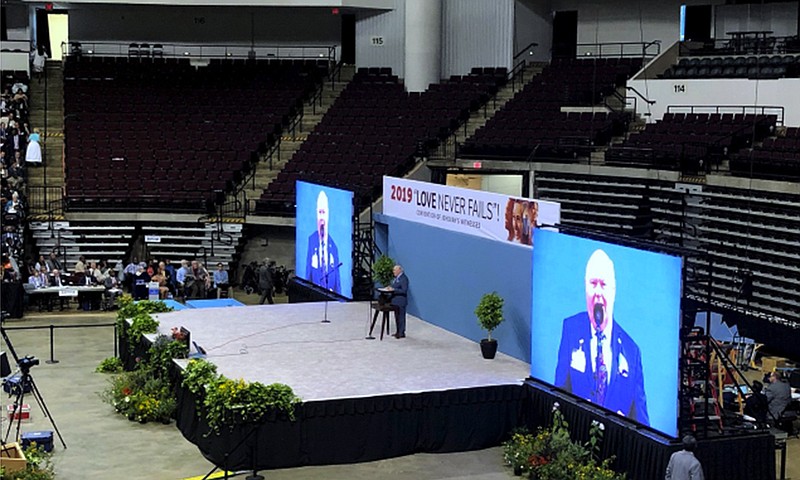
[46,324,59,364]
[113,323,118,358]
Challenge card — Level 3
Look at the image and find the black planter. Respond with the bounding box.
[480,339,498,359]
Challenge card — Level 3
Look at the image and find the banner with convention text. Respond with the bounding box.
[383,177,560,248]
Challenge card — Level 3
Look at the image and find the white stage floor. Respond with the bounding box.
[151,301,529,402]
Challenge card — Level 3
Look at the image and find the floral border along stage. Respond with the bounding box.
[502,404,626,480]
[182,358,302,434]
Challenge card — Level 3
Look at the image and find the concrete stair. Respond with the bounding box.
[26,61,65,192]
[428,63,544,164]
[238,66,354,211]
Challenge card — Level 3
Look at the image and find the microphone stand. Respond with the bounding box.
[321,262,343,324]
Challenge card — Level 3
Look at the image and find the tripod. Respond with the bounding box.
[0,322,67,449]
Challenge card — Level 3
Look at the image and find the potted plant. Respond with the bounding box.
[372,254,396,287]
[475,292,504,359]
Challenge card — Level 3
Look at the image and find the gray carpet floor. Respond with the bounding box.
[153,302,528,402]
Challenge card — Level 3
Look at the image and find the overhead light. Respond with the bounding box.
[184,51,190,56]
[87,50,93,54]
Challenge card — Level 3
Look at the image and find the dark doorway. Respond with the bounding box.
[684,5,712,42]
[341,14,356,65]
[36,9,51,57]
[552,10,578,60]
[1,7,7,42]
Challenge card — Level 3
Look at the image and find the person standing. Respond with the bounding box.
[258,259,274,305]
[665,435,704,480]
[387,265,409,339]
[25,128,42,165]
[31,47,47,82]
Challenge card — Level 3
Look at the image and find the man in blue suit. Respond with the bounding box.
[387,264,409,338]
[305,190,341,294]
[554,249,649,426]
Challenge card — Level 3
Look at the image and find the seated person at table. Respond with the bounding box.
[28,266,50,311]
[185,260,208,299]
[74,269,98,311]
[30,266,49,288]
[765,371,792,423]
[132,263,151,300]
[744,380,769,424]
[50,269,68,287]
[103,268,122,309]
[213,263,229,298]
[150,267,170,300]
[50,269,70,310]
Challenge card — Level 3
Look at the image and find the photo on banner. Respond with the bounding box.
[295,181,354,298]
[531,229,681,437]
[382,176,560,247]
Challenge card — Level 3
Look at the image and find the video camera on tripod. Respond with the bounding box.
[18,355,39,374]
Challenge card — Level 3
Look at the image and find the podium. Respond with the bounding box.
[368,289,397,340]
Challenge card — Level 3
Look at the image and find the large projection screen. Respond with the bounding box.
[295,181,354,298]
[531,229,681,437]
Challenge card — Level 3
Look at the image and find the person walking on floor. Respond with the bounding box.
[258,258,275,305]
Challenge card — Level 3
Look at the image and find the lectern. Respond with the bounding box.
[368,289,397,340]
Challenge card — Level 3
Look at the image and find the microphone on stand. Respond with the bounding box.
[321,262,344,323]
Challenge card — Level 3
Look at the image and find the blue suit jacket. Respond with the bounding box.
[305,232,341,294]
[390,273,408,307]
[554,312,649,426]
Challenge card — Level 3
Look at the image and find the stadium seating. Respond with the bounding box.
[458,58,641,160]
[730,127,800,179]
[605,112,777,171]
[662,55,800,79]
[254,67,505,215]
[62,57,328,211]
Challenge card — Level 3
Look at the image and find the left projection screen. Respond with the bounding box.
[295,181,354,298]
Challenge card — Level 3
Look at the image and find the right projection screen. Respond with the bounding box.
[531,229,681,437]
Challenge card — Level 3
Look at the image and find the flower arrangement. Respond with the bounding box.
[100,334,186,423]
[101,365,174,423]
[181,358,301,434]
[502,407,625,480]
[116,295,173,354]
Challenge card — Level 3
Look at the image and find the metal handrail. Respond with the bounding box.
[678,35,800,57]
[61,41,338,63]
[576,40,661,59]
[508,60,528,92]
[513,42,539,62]
[665,105,784,126]
[27,186,65,216]
[626,86,656,106]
